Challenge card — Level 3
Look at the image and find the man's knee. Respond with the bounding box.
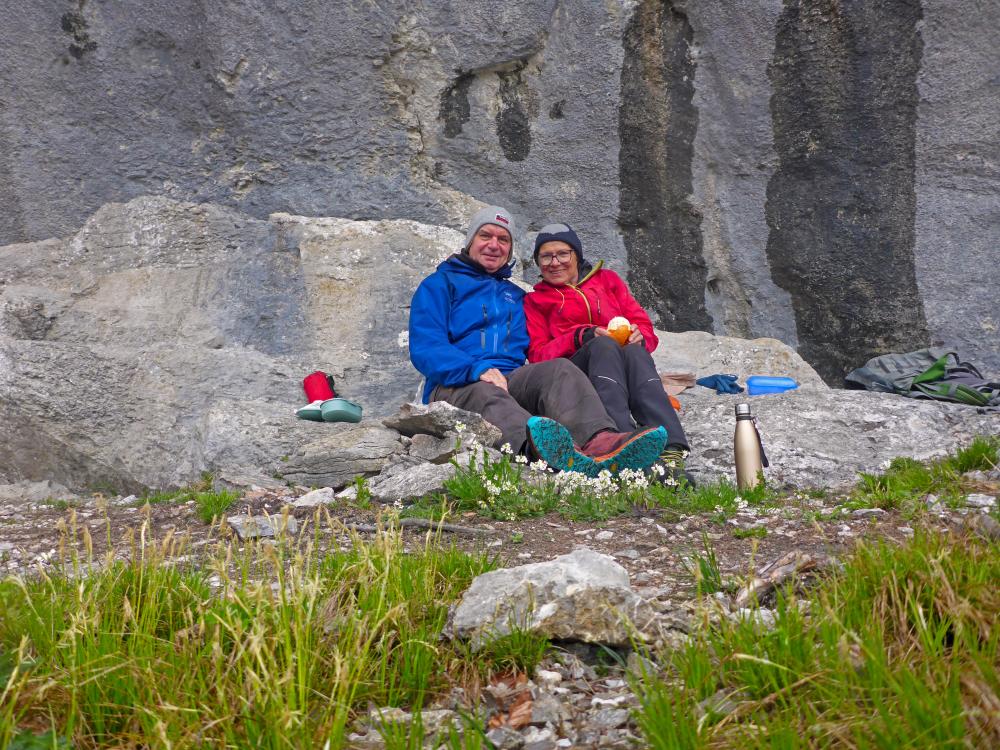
[435,380,510,411]
[537,358,581,379]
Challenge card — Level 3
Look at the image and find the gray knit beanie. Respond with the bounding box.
[464,205,515,250]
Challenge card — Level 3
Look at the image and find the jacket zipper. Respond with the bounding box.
[481,305,488,349]
[505,311,512,351]
[570,286,593,323]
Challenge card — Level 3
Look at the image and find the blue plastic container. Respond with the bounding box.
[746,376,799,396]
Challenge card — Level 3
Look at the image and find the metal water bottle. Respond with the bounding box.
[734,403,763,490]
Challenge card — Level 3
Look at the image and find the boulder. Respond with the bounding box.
[450,548,666,649]
[1,197,996,496]
[651,330,827,390]
[679,389,1000,489]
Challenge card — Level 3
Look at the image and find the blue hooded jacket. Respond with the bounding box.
[409,254,529,402]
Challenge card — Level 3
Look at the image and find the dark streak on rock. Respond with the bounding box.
[439,73,473,138]
[61,9,98,59]
[496,68,532,162]
[618,0,711,333]
[765,0,929,384]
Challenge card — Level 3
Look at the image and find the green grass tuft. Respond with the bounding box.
[852,435,998,513]
[0,523,503,748]
[633,530,1000,748]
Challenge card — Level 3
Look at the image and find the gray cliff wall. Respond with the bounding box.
[1,0,997,382]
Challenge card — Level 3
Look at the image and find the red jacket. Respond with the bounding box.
[524,263,658,362]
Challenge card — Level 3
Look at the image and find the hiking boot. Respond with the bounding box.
[525,417,598,476]
[652,445,697,488]
[581,427,668,475]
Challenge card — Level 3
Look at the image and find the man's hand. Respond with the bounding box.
[627,324,644,345]
[479,368,509,391]
[594,327,611,337]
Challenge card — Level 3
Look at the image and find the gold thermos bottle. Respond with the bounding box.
[734,403,763,490]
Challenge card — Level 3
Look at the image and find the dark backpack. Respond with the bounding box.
[845,348,1000,408]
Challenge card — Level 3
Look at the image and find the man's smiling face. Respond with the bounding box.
[468,224,512,273]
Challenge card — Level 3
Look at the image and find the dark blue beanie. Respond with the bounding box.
[533,223,583,265]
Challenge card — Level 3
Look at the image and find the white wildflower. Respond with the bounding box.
[455,422,467,434]
[514,454,528,464]
[500,443,513,455]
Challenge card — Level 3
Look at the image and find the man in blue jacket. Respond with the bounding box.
[408,205,666,477]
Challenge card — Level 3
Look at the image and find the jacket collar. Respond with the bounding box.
[445,252,514,280]
[532,259,603,291]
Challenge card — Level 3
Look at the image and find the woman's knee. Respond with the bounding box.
[589,335,626,359]
[623,342,654,363]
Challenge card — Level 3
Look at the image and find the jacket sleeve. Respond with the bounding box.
[525,293,589,362]
[606,271,659,352]
[408,274,492,387]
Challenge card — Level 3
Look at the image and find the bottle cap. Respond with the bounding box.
[735,403,751,417]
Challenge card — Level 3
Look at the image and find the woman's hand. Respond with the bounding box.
[594,327,611,337]
[627,324,644,345]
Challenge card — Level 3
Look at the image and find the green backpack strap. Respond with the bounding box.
[911,352,957,386]
[911,381,994,407]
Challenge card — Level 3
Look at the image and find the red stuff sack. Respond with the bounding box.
[303,371,336,402]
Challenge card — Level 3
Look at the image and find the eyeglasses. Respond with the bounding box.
[538,250,574,266]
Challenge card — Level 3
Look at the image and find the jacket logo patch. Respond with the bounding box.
[503,291,516,305]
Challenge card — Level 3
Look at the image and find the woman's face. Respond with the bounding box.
[537,240,579,286]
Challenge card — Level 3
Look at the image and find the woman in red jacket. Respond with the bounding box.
[524,223,691,475]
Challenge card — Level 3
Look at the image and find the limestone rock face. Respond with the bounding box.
[0,197,444,491]
[2,2,997,381]
[451,548,661,648]
[1,197,996,495]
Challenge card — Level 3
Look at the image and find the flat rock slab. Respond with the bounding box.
[383,401,502,446]
[0,480,77,504]
[281,422,403,489]
[291,487,335,508]
[335,450,493,504]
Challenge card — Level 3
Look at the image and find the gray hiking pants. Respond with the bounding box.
[431,359,615,452]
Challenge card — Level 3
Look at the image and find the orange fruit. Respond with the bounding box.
[608,326,630,345]
[607,316,631,345]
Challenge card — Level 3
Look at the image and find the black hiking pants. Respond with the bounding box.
[431,359,615,453]
[570,336,689,450]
